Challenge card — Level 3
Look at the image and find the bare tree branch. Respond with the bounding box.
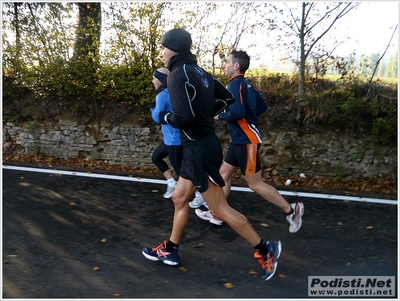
[305,2,360,59]
[368,24,398,84]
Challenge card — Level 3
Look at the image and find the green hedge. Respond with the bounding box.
[3,64,397,145]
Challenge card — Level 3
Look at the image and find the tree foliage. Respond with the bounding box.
[2,2,397,145]
[268,2,362,120]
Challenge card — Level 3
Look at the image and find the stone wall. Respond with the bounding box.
[2,119,397,180]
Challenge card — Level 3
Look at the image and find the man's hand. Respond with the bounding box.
[158,111,171,124]
[214,99,233,116]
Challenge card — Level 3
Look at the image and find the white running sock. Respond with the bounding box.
[167,178,176,187]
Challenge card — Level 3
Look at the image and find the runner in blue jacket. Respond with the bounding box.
[150,68,182,198]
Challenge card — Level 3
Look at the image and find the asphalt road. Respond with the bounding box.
[2,166,398,298]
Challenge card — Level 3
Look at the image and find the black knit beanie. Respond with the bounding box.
[153,70,168,84]
[160,28,192,53]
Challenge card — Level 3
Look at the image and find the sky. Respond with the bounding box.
[334,1,399,56]
[250,1,399,70]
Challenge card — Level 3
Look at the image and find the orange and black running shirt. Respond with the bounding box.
[217,74,268,144]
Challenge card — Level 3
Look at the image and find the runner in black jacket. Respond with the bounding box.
[160,52,233,142]
[141,28,282,281]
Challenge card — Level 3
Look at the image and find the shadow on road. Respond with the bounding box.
[2,168,398,298]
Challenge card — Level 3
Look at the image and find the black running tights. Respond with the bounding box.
[151,142,182,176]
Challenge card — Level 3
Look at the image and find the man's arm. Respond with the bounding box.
[161,72,195,128]
[217,81,246,121]
[151,93,167,123]
[253,86,268,116]
[213,77,235,116]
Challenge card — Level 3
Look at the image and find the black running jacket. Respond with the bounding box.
[164,53,235,143]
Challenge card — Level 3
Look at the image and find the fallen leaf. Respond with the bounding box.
[152,190,158,193]
[192,243,203,248]
[92,266,101,271]
[278,274,286,278]
[87,171,92,174]
[223,282,234,289]
[346,262,351,266]
[69,202,77,206]
[100,238,107,243]
[179,266,188,272]
[260,223,269,227]
[248,270,258,275]
[366,226,374,230]
[337,221,343,226]
[114,293,122,297]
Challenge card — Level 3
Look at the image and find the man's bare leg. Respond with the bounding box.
[201,179,261,246]
[245,171,291,213]
[169,177,196,244]
[219,161,238,198]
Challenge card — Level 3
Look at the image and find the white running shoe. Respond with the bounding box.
[195,209,223,226]
[189,194,205,208]
[163,184,176,199]
[286,202,304,233]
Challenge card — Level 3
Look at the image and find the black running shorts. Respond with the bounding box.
[180,133,225,193]
[224,143,262,176]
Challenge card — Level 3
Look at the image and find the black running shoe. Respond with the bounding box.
[142,240,179,266]
[254,240,282,280]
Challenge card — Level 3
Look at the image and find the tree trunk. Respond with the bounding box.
[297,2,306,122]
[70,3,102,117]
[73,3,101,63]
[13,3,21,46]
